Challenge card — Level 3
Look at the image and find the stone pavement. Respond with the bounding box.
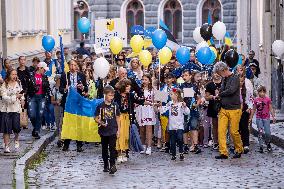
[0,126,48,189]
[28,136,284,189]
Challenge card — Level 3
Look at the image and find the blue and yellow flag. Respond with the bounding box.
[61,88,103,142]
[225,32,233,47]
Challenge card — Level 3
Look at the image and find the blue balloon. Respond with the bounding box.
[237,54,242,65]
[77,17,90,34]
[176,47,190,65]
[144,27,156,39]
[208,50,217,65]
[42,35,55,52]
[131,25,144,35]
[152,29,167,49]
[196,47,212,65]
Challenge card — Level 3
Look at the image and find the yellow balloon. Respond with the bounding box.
[110,37,123,55]
[209,46,217,57]
[158,47,172,65]
[143,38,152,49]
[130,35,144,53]
[139,50,152,67]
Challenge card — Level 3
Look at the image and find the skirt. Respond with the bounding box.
[140,105,156,126]
[0,112,21,134]
[116,113,130,151]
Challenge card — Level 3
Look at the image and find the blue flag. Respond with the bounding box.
[59,35,65,73]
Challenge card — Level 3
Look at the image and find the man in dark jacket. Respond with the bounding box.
[59,60,88,152]
[76,42,91,56]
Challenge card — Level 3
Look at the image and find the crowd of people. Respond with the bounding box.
[0,42,276,175]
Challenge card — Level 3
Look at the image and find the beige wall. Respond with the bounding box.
[3,0,73,61]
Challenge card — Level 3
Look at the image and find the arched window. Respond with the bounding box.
[163,0,182,42]
[202,0,221,24]
[74,0,89,40]
[126,0,144,41]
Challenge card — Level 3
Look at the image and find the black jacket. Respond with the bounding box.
[26,72,50,99]
[17,67,30,92]
[59,71,88,108]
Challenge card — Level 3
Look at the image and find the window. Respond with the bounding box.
[74,0,89,40]
[202,0,221,24]
[163,0,182,42]
[126,0,144,41]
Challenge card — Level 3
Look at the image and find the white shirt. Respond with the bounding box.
[70,72,78,88]
[160,101,190,130]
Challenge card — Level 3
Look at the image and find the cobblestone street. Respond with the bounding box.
[28,137,284,189]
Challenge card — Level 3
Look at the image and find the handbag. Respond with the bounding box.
[20,108,28,128]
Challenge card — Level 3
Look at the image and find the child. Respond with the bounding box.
[250,86,275,153]
[139,74,156,155]
[180,70,202,154]
[160,88,190,160]
[51,75,64,147]
[95,85,120,174]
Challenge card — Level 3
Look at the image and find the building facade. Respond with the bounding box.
[80,0,237,45]
[237,0,284,113]
[0,0,73,64]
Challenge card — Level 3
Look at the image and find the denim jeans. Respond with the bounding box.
[256,118,271,147]
[28,95,46,133]
[169,129,184,156]
[44,102,55,126]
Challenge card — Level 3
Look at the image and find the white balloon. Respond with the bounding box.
[93,57,110,79]
[212,21,226,40]
[196,41,209,52]
[272,40,284,57]
[193,27,204,43]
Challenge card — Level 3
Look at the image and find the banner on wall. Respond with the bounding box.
[95,18,127,49]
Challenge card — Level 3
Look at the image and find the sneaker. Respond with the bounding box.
[140,145,146,154]
[4,146,11,153]
[109,165,117,175]
[203,144,209,148]
[77,146,83,152]
[50,125,56,131]
[258,147,264,153]
[267,143,272,152]
[57,140,63,148]
[145,147,152,155]
[33,132,41,139]
[180,153,184,161]
[165,147,170,153]
[171,156,176,160]
[189,145,195,152]
[194,145,202,154]
[208,140,214,147]
[213,144,219,150]
[184,145,189,154]
[62,145,69,151]
[15,140,20,149]
[243,146,249,154]
[122,156,128,162]
[232,152,241,159]
[103,162,109,172]
[42,125,47,130]
[215,154,228,159]
[117,156,123,164]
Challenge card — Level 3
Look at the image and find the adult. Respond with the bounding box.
[110,67,142,97]
[1,58,12,80]
[63,47,72,63]
[44,51,60,76]
[244,50,260,77]
[213,62,243,159]
[26,62,50,139]
[0,69,24,153]
[128,58,143,87]
[76,42,91,56]
[205,72,222,150]
[249,63,262,97]
[59,60,88,152]
[29,57,40,73]
[115,54,126,70]
[17,56,30,93]
[96,65,117,99]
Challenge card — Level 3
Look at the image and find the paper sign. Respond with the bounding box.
[183,88,195,98]
[95,18,127,49]
[154,90,168,103]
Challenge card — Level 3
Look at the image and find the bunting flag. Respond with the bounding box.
[61,87,103,142]
[159,19,180,50]
[225,32,233,47]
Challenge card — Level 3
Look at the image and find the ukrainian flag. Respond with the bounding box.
[61,87,103,142]
[225,32,233,47]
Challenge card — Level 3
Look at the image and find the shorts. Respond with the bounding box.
[188,116,199,131]
[0,112,21,134]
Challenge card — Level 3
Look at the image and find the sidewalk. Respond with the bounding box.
[251,121,284,149]
[0,126,49,189]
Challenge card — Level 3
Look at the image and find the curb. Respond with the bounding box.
[14,131,56,189]
[251,124,284,149]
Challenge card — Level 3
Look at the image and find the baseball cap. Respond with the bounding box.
[37,62,50,71]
